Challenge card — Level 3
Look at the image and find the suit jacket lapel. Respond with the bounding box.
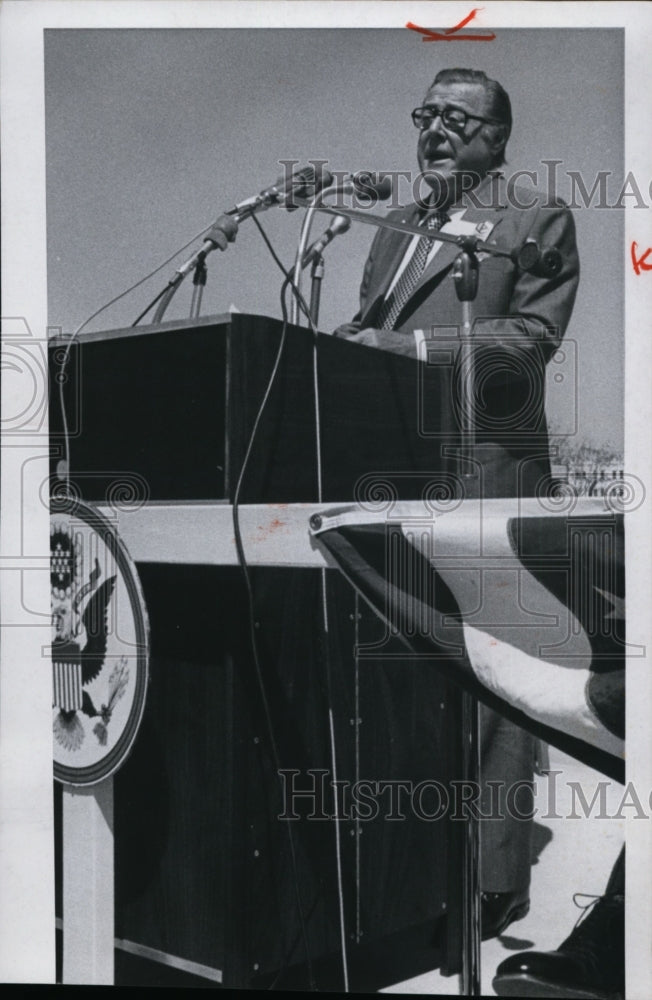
[360,174,508,326]
[360,203,422,325]
[412,194,507,298]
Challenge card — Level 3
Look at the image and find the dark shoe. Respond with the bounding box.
[492,891,624,999]
[481,888,530,940]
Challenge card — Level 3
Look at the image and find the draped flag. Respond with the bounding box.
[309,498,627,783]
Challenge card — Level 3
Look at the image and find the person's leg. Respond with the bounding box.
[479,705,535,936]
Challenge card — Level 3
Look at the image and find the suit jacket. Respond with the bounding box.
[334,173,580,498]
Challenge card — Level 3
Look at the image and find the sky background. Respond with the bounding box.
[44,28,624,453]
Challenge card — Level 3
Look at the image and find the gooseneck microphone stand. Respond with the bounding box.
[309,255,325,327]
[453,246,482,998]
[189,258,208,320]
[149,213,239,325]
[291,198,326,327]
[134,164,334,328]
[314,201,560,276]
[290,177,358,327]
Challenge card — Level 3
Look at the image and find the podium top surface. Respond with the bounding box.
[49,311,237,345]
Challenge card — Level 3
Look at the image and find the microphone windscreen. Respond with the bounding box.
[514,238,540,271]
[539,247,563,277]
[331,214,351,236]
[353,171,393,203]
[304,164,334,197]
[514,239,563,277]
[204,214,239,249]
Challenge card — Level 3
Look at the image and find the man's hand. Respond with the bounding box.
[337,327,382,349]
[334,325,417,359]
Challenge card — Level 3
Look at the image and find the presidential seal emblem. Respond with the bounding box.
[51,496,149,785]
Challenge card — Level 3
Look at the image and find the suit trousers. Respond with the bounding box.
[479,704,536,893]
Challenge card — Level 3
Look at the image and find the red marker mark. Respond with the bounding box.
[631,241,652,275]
[406,7,496,41]
[445,7,484,32]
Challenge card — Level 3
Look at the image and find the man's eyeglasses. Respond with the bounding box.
[411,104,503,133]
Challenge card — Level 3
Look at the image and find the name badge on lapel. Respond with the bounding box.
[441,215,497,262]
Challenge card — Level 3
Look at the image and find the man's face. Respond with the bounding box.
[416,81,504,200]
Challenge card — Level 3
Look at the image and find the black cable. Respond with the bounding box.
[239,217,353,988]
[231,271,316,990]
[131,281,176,327]
[79,221,215,339]
[53,220,219,485]
[54,340,74,495]
[249,214,315,330]
[266,212,350,988]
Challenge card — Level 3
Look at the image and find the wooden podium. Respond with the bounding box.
[50,313,465,989]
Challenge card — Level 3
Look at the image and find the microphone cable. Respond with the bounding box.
[286,198,351,990]
[230,216,318,988]
[247,208,351,991]
[53,220,221,492]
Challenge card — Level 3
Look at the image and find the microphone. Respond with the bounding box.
[196,165,334,259]
[514,239,563,277]
[301,214,351,268]
[228,163,334,218]
[202,214,239,251]
[152,164,336,323]
[349,170,393,203]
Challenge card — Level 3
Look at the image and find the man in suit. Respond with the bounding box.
[335,68,580,938]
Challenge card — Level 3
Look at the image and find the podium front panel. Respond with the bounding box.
[49,313,465,987]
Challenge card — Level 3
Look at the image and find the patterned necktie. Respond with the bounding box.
[377,210,448,331]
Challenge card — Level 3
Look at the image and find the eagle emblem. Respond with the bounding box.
[51,521,129,751]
